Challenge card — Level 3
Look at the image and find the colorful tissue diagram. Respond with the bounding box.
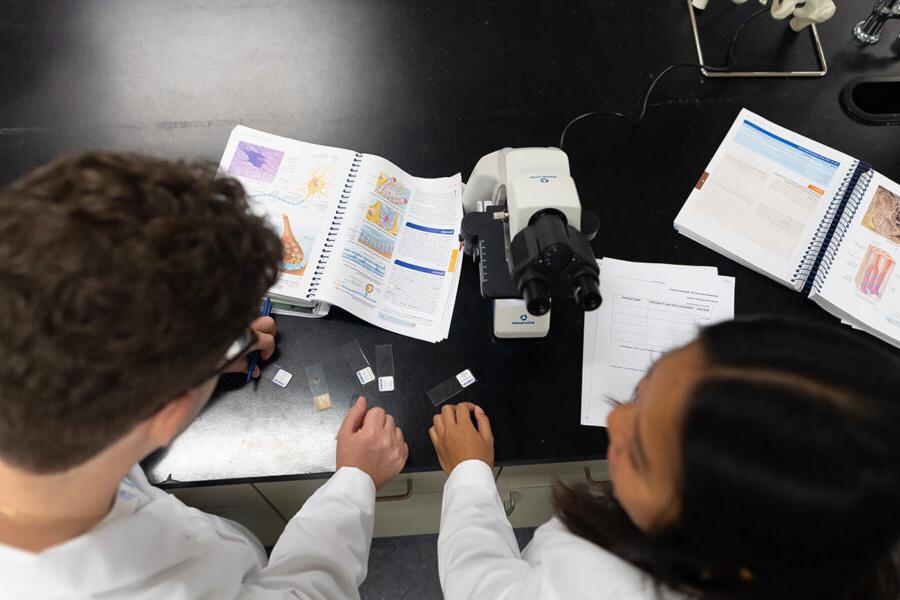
[855,245,895,300]
[365,199,401,236]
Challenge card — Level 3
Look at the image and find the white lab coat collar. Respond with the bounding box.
[0,492,199,599]
[0,465,377,600]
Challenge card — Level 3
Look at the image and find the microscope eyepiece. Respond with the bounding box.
[510,208,601,318]
[522,278,551,316]
[573,273,602,311]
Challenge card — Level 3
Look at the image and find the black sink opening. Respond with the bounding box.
[852,81,900,115]
[842,77,900,125]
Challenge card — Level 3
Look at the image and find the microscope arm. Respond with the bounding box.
[461,149,509,214]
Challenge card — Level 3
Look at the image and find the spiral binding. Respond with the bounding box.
[306,152,363,299]
[810,166,874,295]
[791,160,873,295]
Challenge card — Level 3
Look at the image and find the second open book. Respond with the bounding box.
[218,126,463,343]
[675,109,900,349]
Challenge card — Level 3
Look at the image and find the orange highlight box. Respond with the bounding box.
[448,248,460,273]
[808,184,825,195]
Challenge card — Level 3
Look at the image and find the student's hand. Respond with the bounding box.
[429,402,494,475]
[336,396,409,490]
[222,316,276,378]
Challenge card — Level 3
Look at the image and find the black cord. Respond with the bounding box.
[559,7,769,150]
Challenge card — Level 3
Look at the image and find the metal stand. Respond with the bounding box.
[687,0,828,78]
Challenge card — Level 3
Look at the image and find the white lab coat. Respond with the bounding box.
[0,464,376,599]
[438,460,684,600]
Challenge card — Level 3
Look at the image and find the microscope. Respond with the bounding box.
[460,148,601,338]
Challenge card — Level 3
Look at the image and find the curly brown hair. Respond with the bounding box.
[0,151,281,473]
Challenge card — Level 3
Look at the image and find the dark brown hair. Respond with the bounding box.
[555,316,900,600]
[0,151,281,473]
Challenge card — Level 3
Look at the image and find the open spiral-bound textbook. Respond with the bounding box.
[675,109,900,348]
[218,126,463,343]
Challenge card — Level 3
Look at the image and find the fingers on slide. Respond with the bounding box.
[364,406,387,429]
[339,395,368,435]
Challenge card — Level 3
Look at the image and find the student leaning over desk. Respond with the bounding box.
[0,152,408,599]
[431,317,900,600]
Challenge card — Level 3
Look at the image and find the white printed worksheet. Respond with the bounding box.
[581,258,734,427]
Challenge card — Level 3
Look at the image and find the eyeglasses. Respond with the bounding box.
[140,327,259,421]
[222,328,258,367]
[186,327,259,390]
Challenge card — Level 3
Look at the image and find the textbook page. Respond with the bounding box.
[581,258,734,427]
[811,172,900,348]
[315,156,463,343]
[218,126,358,302]
[675,109,855,288]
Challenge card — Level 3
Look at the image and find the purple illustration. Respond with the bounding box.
[227,142,284,182]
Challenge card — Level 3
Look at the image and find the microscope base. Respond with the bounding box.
[493,299,550,339]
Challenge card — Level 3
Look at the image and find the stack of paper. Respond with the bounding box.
[581,258,735,427]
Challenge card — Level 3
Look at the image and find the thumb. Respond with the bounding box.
[473,405,493,442]
[339,395,367,437]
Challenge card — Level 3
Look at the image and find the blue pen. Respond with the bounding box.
[245,297,272,383]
